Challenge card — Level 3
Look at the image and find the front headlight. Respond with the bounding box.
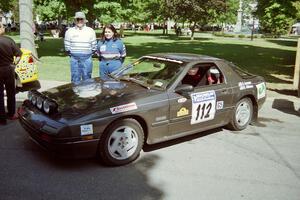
[27,90,58,114]
[29,90,39,105]
[37,96,45,109]
[28,91,33,101]
[31,95,37,105]
[43,99,58,114]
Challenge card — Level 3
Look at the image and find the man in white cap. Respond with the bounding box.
[64,11,97,84]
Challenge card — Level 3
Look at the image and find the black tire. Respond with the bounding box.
[99,118,144,166]
[227,97,253,131]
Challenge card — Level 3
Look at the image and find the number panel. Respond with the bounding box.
[191,91,216,124]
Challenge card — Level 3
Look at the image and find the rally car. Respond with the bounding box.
[18,53,266,166]
[15,48,40,91]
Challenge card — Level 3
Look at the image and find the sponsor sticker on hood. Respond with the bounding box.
[80,124,93,136]
[110,102,138,114]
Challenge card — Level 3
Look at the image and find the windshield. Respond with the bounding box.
[112,57,184,89]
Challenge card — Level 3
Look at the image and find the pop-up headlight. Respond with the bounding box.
[43,99,58,114]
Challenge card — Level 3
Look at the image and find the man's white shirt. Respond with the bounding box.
[64,26,97,55]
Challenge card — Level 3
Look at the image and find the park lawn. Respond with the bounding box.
[9,31,297,83]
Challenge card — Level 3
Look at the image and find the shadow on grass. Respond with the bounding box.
[269,88,299,97]
[266,39,298,47]
[36,38,65,57]
[34,36,295,83]
[126,41,295,83]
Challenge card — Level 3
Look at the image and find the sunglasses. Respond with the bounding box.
[76,18,84,21]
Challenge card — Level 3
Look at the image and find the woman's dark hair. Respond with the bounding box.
[101,24,120,41]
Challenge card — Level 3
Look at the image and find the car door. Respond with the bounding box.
[168,65,233,138]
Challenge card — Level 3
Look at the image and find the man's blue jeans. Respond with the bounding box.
[70,53,93,84]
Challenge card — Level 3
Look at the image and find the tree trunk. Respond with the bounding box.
[191,21,196,40]
[86,3,95,28]
[163,20,166,35]
[19,0,37,57]
[165,19,168,35]
[294,38,300,97]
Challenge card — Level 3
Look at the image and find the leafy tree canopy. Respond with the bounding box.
[255,0,299,35]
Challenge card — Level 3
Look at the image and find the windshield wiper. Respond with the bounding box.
[107,73,119,81]
[112,64,134,78]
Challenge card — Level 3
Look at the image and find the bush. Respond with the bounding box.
[246,35,258,39]
[213,32,224,37]
[224,34,235,38]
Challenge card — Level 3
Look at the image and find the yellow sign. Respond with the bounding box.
[15,48,38,84]
[177,107,189,117]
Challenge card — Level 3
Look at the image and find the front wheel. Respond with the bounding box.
[98,118,144,166]
[227,97,253,131]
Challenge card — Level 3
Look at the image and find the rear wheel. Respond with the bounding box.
[227,97,253,131]
[99,118,144,166]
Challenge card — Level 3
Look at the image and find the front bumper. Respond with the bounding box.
[18,105,99,159]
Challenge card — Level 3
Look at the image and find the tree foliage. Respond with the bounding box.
[0,0,19,22]
[255,0,299,35]
[5,0,300,37]
[168,0,226,39]
[0,0,17,12]
[35,0,66,22]
[94,1,123,24]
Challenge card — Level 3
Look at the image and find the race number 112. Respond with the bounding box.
[196,102,212,120]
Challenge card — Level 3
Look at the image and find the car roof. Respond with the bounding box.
[146,53,222,63]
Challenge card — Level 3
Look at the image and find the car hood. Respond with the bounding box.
[42,78,157,119]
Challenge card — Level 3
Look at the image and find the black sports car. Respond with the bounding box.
[18,53,267,166]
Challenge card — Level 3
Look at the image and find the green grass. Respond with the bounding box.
[7,30,297,83]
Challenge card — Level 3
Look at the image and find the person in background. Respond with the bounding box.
[64,11,97,84]
[97,24,126,80]
[119,24,124,38]
[0,22,22,125]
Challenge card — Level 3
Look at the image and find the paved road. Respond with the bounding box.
[0,81,300,200]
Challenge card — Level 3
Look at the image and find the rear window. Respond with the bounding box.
[226,61,254,78]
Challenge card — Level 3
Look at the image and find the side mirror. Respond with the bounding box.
[175,84,194,95]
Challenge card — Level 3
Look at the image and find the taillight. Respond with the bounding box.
[28,56,34,63]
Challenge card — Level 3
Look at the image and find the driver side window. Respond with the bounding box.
[181,63,224,88]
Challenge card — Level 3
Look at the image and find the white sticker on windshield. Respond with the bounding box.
[154,81,163,87]
[191,91,216,124]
